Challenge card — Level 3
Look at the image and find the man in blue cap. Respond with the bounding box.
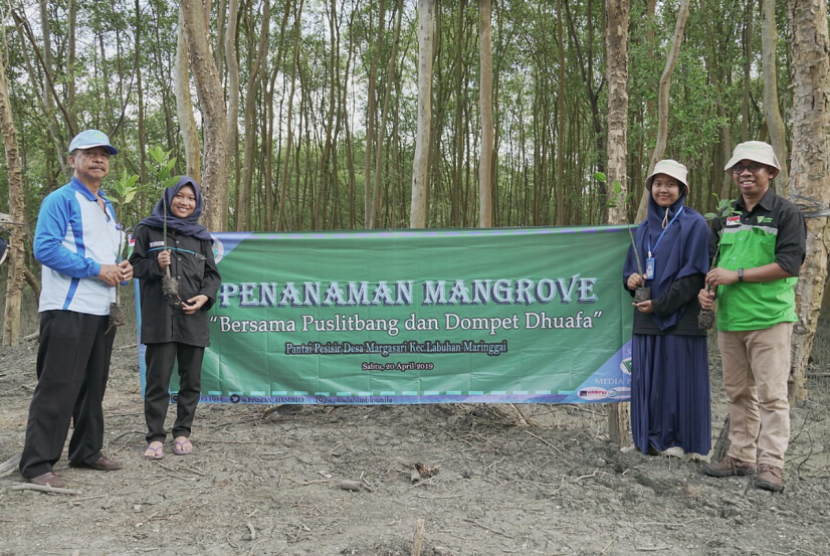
[19,129,134,488]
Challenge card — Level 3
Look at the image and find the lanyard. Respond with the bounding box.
[647,206,684,258]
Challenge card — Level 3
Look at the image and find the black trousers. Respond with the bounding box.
[20,311,116,479]
[144,342,204,444]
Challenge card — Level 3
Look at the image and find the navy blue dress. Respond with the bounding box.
[623,195,712,455]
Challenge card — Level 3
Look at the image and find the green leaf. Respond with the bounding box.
[594,172,607,182]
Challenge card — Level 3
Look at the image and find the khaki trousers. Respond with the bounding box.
[718,322,792,468]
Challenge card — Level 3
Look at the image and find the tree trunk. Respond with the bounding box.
[276,0,305,231]
[410,0,434,229]
[635,0,690,223]
[788,0,830,402]
[181,0,230,232]
[605,0,631,445]
[364,2,385,228]
[240,0,271,232]
[226,0,241,229]
[0,37,26,346]
[554,0,564,226]
[760,0,789,194]
[478,0,494,228]
[370,0,403,230]
[176,4,201,183]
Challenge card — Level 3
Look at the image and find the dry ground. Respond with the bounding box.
[1,338,829,556]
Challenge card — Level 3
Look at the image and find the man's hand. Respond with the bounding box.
[157,249,171,271]
[627,272,645,290]
[705,268,739,288]
[698,288,716,310]
[118,260,133,283]
[181,294,208,315]
[97,264,121,286]
[633,300,653,313]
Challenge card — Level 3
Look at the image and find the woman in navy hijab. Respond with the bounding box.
[130,176,221,460]
[623,160,711,458]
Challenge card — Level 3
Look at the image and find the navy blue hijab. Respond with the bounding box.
[623,191,710,330]
[136,176,213,241]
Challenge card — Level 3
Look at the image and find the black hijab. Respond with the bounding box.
[136,176,212,241]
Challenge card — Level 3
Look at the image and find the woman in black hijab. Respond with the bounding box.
[130,176,221,459]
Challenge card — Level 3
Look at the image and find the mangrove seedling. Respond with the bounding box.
[145,146,182,307]
[697,197,741,330]
[107,170,140,331]
[596,172,650,303]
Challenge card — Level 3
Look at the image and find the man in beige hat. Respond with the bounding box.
[698,141,806,492]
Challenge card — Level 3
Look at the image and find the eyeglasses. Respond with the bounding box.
[730,163,766,174]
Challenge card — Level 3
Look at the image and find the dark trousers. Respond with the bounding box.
[20,311,116,479]
[144,342,204,444]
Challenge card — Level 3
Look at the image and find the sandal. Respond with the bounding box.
[173,437,193,456]
[144,441,165,460]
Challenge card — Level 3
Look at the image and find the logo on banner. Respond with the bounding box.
[578,387,608,401]
[620,357,632,375]
[212,235,225,263]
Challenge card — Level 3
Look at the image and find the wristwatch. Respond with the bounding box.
[738,268,744,282]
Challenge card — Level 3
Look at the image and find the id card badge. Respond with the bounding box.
[644,257,655,280]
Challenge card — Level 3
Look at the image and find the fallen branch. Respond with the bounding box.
[462,518,514,539]
[0,452,21,478]
[411,519,425,556]
[11,483,81,496]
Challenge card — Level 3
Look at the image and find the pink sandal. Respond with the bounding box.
[144,441,164,460]
[173,437,193,456]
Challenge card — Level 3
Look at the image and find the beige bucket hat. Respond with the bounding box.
[645,159,689,197]
[724,141,781,172]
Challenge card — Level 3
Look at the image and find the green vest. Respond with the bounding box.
[716,223,797,331]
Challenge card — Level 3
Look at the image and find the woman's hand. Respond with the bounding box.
[698,288,716,310]
[633,300,653,313]
[157,249,171,271]
[181,294,208,315]
[627,273,645,290]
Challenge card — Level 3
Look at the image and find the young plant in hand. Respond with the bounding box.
[145,146,182,307]
[106,170,140,330]
[597,172,651,303]
[697,197,741,330]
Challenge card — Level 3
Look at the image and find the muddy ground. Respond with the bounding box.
[1,333,829,555]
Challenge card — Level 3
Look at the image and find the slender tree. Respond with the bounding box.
[760,0,789,194]
[180,0,230,231]
[0,8,26,346]
[605,0,631,444]
[479,0,494,228]
[411,0,434,229]
[634,0,690,223]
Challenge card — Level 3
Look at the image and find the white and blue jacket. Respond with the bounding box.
[34,177,124,316]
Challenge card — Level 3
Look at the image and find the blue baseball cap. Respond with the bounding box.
[68,129,119,155]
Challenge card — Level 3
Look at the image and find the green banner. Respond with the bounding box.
[140,226,634,404]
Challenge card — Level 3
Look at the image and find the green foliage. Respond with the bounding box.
[595,173,634,210]
[703,196,740,220]
[109,171,140,211]
[145,146,180,190]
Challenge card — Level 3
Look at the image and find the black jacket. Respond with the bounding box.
[129,226,221,347]
[625,274,707,336]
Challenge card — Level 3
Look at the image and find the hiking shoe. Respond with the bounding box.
[28,471,65,489]
[703,456,755,477]
[755,464,784,492]
[70,455,123,471]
